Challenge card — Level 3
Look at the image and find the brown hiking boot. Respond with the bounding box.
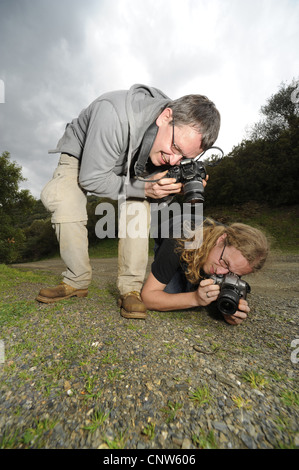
[36,282,88,303]
[118,291,147,319]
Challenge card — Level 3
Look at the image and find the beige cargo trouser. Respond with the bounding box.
[41,154,150,294]
[117,197,151,295]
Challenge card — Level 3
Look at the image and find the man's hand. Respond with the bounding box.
[144,171,182,199]
[144,169,209,200]
[223,299,250,325]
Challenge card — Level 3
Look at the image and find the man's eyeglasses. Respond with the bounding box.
[219,242,230,271]
[171,119,187,158]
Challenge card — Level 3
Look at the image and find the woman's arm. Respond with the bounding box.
[141,273,220,311]
[142,270,250,326]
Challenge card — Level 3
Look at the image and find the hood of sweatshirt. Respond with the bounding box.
[124,84,171,183]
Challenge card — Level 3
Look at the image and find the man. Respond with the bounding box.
[36,84,221,319]
[141,219,269,325]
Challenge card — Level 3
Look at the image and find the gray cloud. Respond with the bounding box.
[0,0,298,198]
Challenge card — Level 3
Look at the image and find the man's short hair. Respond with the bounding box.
[169,94,221,150]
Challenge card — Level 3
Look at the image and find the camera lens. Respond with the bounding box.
[217,288,240,315]
[183,180,205,203]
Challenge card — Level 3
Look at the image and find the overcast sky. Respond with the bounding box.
[0,0,298,199]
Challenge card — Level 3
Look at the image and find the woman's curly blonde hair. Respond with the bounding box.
[178,218,270,284]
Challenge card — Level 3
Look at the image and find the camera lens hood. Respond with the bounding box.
[217,288,240,315]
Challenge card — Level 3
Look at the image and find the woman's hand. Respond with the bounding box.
[223,299,250,325]
[197,279,250,325]
[195,278,220,306]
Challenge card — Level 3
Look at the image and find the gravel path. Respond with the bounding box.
[0,254,298,450]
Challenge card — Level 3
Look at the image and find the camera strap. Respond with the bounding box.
[134,121,159,179]
[194,146,224,164]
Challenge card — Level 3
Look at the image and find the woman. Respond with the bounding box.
[141,219,269,325]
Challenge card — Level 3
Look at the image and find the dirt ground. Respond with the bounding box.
[12,253,299,300]
[6,252,299,450]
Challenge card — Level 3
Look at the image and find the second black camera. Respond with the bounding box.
[209,273,251,316]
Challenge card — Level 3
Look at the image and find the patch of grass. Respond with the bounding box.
[0,264,58,286]
[241,370,268,389]
[192,430,218,449]
[142,422,156,440]
[83,408,110,433]
[0,264,59,328]
[163,342,178,354]
[205,203,299,253]
[88,238,118,258]
[21,418,57,448]
[268,370,288,382]
[160,401,183,423]
[89,237,154,258]
[189,386,213,407]
[0,418,57,449]
[82,373,102,401]
[0,430,20,449]
[104,430,128,449]
[107,368,125,382]
[0,301,37,327]
[101,351,119,365]
[274,416,298,449]
[280,390,299,407]
[232,395,253,410]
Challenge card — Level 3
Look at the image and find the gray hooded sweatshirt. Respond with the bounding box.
[49,84,171,200]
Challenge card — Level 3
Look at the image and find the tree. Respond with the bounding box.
[205,80,299,207]
[0,151,35,263]
[249,79,299,141]
[22,218,58,261]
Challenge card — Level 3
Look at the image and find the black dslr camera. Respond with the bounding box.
[165,159,207,203]
[164,146,224,204]
[209,273,251,316]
